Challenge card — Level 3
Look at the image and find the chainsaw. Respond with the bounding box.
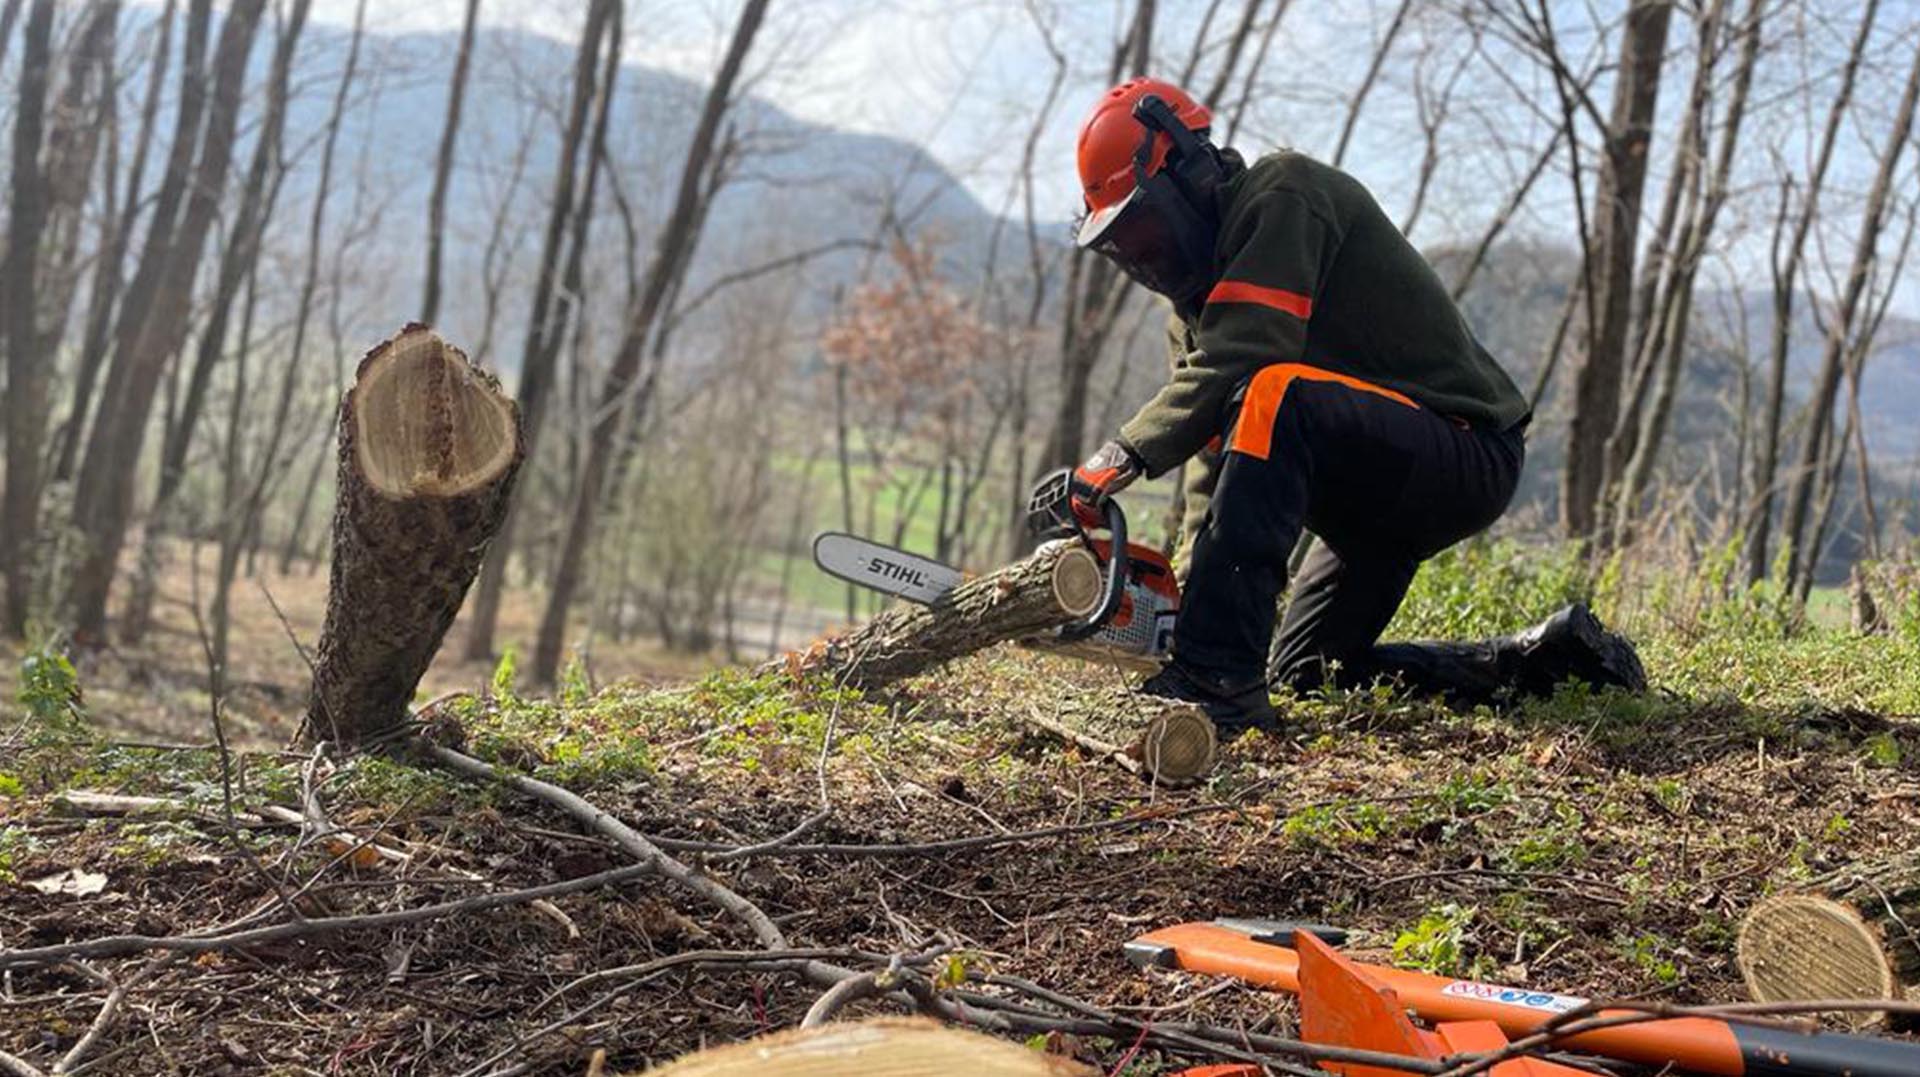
[811,469,1181,670]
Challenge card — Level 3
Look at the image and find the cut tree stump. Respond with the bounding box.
[300,325,522,748]
[774,540,1217,786]
[644,1017,1095,1076]
[1737,855,1920,1028]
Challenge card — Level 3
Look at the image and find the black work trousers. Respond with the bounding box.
[1173,365,1525,695]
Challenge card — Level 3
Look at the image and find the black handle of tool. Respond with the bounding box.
[1058,498,1127,642]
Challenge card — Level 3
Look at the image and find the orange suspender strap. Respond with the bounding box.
[1227,362,1419,460]
[1207,279,1314,320]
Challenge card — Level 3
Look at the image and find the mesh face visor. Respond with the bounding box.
[1075,95,1221,305]
[1079,188,1202,298]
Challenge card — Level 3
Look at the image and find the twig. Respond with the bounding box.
[650,801,1243,860]
[51,957,169,1075]
[423,743,788,949]
[801,968,896,1028]
[0,862,656,970]
[801,951,932,1030]
[1024,703,1142,777]
[0,1050,46,1077]
[535,947,910,1012]
[707,809,830,862]
[188,557,302,919]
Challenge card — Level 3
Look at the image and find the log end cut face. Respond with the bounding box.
[352,327,518,499]
[1737,893,1896,1027]
[647,1016,1097,1075]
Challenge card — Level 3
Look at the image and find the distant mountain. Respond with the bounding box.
[193,15,1026,375]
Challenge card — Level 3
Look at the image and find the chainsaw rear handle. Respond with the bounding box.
[1025,469,1129,642]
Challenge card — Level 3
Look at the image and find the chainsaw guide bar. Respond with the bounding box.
[811,532,967,606]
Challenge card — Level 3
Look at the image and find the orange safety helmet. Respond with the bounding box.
[1073,78,1226,305]
[1076,77,1212,234]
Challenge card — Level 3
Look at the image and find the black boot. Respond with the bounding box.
[1506,603,1647,696]
[1140,661,1278,737]
[1299,603,1647,709]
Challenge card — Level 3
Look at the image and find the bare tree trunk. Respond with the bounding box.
[1598,0,1727,524]
[421,0,480,326]
[1744,0,1876,584]
[465,0,616,662]
[0,0,22,73]
[1224,0,1293,142]
[154,0,309,513]
[1738,856,1920,1022]
[533,0,771,685]
[0,0,55,638]
[1197,0,1263,109]
[273,0,366,576]
[31,0,118,375]
[1608,0,1762,546]
[55,0,172,483]
[68,0,263,641]
[301,327,523,748]
[1781,32,1920,600]
[1559,0,1674,542]
[1448,124,1563,301]
[1042,0,1155,474]
[1330,0,1413,168]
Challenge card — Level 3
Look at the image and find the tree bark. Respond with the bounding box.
[422,0,480,326]
[774,540,1107,690]
[772,540,1216,785]
[55,0,174,483]
[1330,0,1412,168]
[1743,0,1877,584]
[0,0,56,638]
[1737,855,1920,1028]
[274,0,367,577]
[532,0,769,685]
[464,0,616,662]
[154,0,309,513]
[1558,0,1674,541]
[68,0,263,641]
[1606,0,1762,546]
[301,327,523,748]
[1780,31,1920,599]
[1042,0,1156,475]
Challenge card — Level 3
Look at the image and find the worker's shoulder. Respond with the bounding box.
[1226,150,1369,226]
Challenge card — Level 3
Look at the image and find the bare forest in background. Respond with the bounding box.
[3,0,1919,688]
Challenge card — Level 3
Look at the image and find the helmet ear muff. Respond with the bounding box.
[1115,94,1225,306]
[1131,94,1223,198]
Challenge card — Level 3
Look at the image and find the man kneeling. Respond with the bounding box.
[1062,78,1645,734]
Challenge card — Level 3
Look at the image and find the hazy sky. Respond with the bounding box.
[295,0,1379,222]
[227,0,1920,317]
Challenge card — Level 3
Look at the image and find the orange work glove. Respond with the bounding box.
[1070,439,1143,530]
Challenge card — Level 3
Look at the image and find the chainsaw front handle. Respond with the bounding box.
[1025,469,1132,643]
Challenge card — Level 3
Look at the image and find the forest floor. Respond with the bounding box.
[3,541,1920,1074]
[14,537,730,751]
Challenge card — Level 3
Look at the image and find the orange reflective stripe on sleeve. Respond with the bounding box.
[1228,363,1419,461]
[1207,280,1313,319]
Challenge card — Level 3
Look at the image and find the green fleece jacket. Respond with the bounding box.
[1117,150,1530,478]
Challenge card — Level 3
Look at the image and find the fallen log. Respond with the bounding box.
[646,1017,1095,1076]
[1737,854,1920,1027]
[301,325,522,748]
[774,540,1217,786]
[779,539,1106,690]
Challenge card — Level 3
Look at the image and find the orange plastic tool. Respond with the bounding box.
[1137,920,1920,1076]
